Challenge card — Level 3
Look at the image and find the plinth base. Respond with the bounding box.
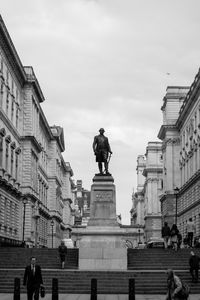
[79,247,127,270]
[77,226,127,270]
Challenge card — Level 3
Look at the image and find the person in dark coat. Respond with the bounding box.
[58,241,68,269]
[23,256,43,300]
[162,222,171,249]
[189,251,200,282]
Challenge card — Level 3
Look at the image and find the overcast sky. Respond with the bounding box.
[1,0,200,224]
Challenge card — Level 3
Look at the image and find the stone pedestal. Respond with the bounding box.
[88,175,118,227]
[77,175,127,270]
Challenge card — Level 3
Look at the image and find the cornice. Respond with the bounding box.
[143,167,163,177]
[177,68,200,129]
[24,66,45,103]
[0,109,21,141]
[178,198,200,217]
[0,15,26,86]
[157,124,178,140]
[179,169,200,196]
[21,135,42,153]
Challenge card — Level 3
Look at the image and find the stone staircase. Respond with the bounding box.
[128,248,200,270]
[0,247,78,269]
[0,247,200,294]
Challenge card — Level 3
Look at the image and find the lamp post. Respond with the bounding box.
[34,204,40,248]
[138,228,141,244]
[50,219,54,248]
[174,187,179,225]
[22,196,28,243]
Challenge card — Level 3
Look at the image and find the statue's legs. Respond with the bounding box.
[104,161,110,175]
[98,162,103,174]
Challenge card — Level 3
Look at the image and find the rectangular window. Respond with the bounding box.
[0,137,3,167]
[4,198,7,226]
[16,105,19,129]
[15,153,18,180]
[6,70,9,85]
[11,148,14,176]
[0,81,3,107]
[31,151,38,192]
[14,203,18,232]
[6,91,9,115]
[11,100,14,122]
[5,143,9,171]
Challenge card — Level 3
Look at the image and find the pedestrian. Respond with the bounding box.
[58,240,67,269]
[170,224,179,251]
[177,232,182,249]
[23,256,43,300]
[189,250,200,282]
[162,222,171,249]
[165,269,189,300]
[186,218,196,248]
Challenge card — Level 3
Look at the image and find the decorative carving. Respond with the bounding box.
[5,135,11,143]
[15,147,21,154]
[10,141,16,149]
[0,128,6,137]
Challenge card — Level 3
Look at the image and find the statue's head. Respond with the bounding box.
[99,128,105,133]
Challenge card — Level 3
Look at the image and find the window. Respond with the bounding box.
[6,91,9,115]
[11,100,14,122]
[16,105,19,129]
[0,136,3,167]
[5,143,9,171]
[31,151,38,191]
[11,148,14,176]
[15,147,21,180]
[0,81,3,107]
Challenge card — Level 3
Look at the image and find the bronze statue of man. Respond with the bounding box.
[93,128,112,175]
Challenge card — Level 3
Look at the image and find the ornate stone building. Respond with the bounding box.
[143,142,163,240]
[132,143,163,240]
[0,15,74,247]
[158,72,200,236]
[73,180,90,226]
[158,86,189,227]
[130,155,145,226]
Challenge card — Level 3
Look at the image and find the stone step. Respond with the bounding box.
[0,248,78,269]
[0,269,199,294]
[127,248,200,270]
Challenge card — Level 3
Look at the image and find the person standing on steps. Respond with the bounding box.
[23,256,43,300]
[162,221,171,249]
[170,224,179,251]
[186,218,196,248]
[93,128,112,175]
[58,240,68,269]
[189,251,200,282]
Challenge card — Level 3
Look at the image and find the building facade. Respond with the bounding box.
[73,180,90,226]
[0,15,74,247]
[143,142,163,240]
[158,86,189,227]
[130,155,145,226]
[158,71,200,237]
[132,143,163,241]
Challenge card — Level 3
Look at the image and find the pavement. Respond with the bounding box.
[1,295,200,300]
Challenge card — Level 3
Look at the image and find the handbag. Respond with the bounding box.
[40,285,45,298]
[177,281,190,299]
